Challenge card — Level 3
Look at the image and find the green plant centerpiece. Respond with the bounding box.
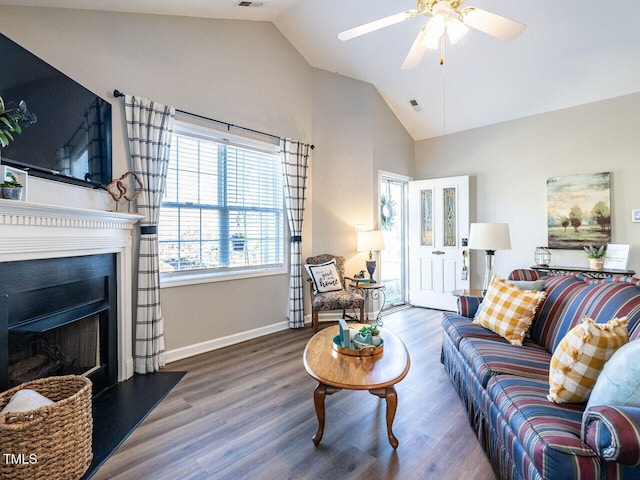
[0,97,37,148]
[1,171,24,200]
[584,245,606,271]
[353,324,382,347]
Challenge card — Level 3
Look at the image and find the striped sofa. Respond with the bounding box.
[441,272,640,480]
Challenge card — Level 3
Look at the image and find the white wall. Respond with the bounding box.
[415,93,640,287]
[0,6,415,354]
[310,69,415,279]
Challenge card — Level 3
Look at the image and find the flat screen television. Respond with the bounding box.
[0,32,112,188]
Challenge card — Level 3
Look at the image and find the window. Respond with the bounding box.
[159,122,284,283]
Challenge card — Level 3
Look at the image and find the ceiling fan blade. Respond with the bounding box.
[402,26,429,70]
[462,8,526,41]
[338,10,416,41]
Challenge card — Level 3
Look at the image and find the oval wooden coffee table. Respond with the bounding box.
[303,324,410,448]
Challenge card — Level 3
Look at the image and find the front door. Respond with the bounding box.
[408,176,470,310]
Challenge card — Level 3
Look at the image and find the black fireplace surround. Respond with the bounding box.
[0,254,117,395]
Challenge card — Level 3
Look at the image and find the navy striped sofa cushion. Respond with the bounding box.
[531,275,640,353]
[460,338,551,387]
[488,375,601,479]
[442,312,509,348]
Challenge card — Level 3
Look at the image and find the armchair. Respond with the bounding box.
[305,254,365,332]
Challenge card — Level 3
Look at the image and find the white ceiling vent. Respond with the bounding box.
[236,1,264,7]
[409,99,422,112]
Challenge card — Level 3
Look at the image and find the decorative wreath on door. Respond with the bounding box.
[380,194,396,231]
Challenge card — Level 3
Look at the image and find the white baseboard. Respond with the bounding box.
[166,319,305,364]
[166,310,381,365]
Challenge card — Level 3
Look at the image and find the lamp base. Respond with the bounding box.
[366,260,377,283]
[482,250,496,294]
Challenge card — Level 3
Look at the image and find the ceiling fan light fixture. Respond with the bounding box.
[421,14,446,49]
[421,30,441,50]
[427,13,447,35]
[432,1,452,16]
[446,17,469,44]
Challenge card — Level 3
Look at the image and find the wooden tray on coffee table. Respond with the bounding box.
[332,335,383,357]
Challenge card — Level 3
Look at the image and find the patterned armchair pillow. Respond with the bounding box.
[305,259,343,293]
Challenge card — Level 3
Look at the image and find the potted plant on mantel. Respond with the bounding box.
[584,245,606,271]
[1,172,24,200]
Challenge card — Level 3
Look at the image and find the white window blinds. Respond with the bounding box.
[159,125,283,275]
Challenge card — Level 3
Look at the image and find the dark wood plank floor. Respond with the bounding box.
[92,307,496,480]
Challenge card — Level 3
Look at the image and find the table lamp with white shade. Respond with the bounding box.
[468,223,511,294]
[357,230,385,283]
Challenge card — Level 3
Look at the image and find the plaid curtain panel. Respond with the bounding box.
[281,139,311,328]
[125,95,175,373]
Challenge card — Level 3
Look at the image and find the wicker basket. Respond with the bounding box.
[0,375,93,480]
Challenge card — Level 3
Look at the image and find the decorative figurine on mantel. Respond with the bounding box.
[107,171,144,212]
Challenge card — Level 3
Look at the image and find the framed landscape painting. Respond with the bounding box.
[547,172,611,249]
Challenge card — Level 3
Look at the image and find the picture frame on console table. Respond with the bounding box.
[604,243,631,270]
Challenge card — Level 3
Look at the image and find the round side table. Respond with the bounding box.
[451,289,484,300]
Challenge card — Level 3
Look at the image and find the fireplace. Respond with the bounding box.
[10,315,101,384]
[1,254,117,394]
[0,199,140,393]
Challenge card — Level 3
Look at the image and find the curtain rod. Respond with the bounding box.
[113,89,314,149]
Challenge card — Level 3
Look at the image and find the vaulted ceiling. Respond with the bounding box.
[2,0,639,140]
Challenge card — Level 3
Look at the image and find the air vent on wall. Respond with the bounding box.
[409,99,423,112]
[237,1,264,7]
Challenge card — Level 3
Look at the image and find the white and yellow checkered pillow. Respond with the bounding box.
[548,316,629,404]
[473,275,546,346]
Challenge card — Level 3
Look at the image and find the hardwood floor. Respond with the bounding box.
[92,308,496,480]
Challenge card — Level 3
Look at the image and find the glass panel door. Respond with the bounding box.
[379,174,408,308]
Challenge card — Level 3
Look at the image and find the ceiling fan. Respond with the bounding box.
[338,0,526,68]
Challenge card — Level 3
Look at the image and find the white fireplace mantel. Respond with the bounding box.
[0,198,143,382]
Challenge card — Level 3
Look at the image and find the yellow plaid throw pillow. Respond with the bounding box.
[473,275,546,346]
[548,316,629,404]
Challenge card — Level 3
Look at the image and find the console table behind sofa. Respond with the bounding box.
[531,265,635,279]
